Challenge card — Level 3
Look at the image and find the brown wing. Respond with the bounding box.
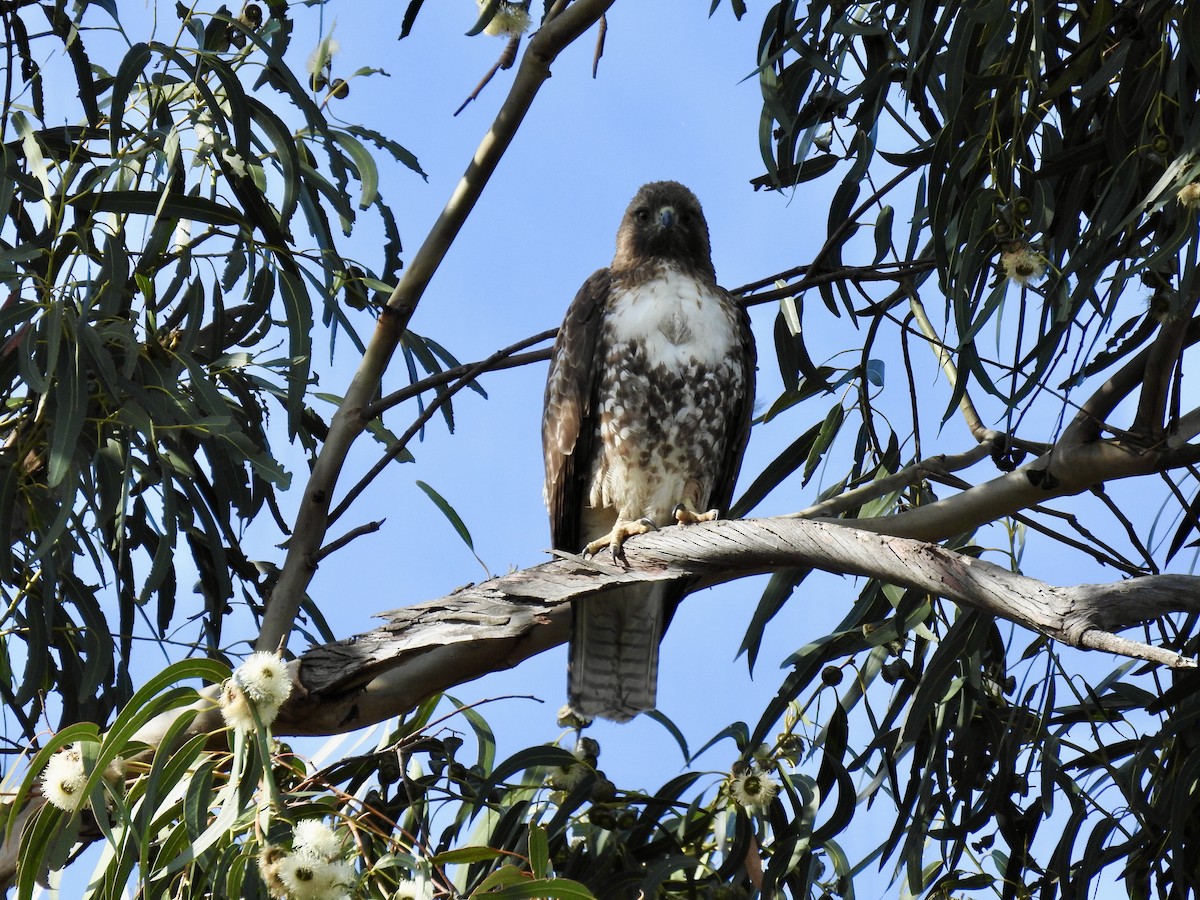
[543,269,611,552]
[707,295,757,513]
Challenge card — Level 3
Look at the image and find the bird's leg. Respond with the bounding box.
[584,516,658,562]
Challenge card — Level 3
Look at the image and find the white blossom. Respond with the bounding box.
[1180,182,1200,209]
[219,680,257,732]
[41,747,87,812]
[729,768,780,810]
[1000,246,1046,286]
[307,31,341,76]
[235,651,292,707]
[394,875,434,900]
[40,743,125,813]
[278,853,339,900]
[477,0,531,37]
[293,818,343,860]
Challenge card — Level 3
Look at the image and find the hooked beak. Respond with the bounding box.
[658,206,676,229]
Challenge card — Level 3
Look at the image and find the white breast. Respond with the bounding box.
[607,267,738,366]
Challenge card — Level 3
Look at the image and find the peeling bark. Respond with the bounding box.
[273,516,1199,736]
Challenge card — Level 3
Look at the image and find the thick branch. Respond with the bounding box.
[1064,315,1200,447]
[1130,298,1198,440]
[275,516,1198,736]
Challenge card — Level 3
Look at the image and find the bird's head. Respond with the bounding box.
[612,181,715,279]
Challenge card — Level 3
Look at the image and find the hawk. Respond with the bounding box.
[542,181,756,722]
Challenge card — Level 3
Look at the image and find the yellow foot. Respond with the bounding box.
[674,504,719,526]
[584,517,658,562]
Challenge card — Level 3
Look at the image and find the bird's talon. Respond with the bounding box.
[674,505,720,526]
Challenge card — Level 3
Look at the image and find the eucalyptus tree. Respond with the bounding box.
[2,2,1200,899]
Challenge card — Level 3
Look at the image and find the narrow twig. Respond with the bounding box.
[1094,482,1158,573]
[454,35,521,117]
[364,329,556,419]
[901,311,922,459]
[914,465,1147,575]
[315,520,385,563]
[331,331,559,525]
[1011,504,1148,576]
[736,260,935,307]
[808,164,923,274]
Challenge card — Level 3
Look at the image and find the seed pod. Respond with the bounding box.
[241,3,263,29]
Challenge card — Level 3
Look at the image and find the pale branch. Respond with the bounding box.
[908,285,988,441]
[840,439,1180,543]
[1169,406,1200,445]
[913,466,1148,574]
[592,13,607,77]
[274,516,1199,737]
[836,311,1200,543]
[257,0,618,654]
[453,34,521,117]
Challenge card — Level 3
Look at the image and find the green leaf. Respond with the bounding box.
[47,337,87,488]
[415,479,475,552]
[346,124,428,180]
[466,0,502,36]
[68,190,248,227]
[278,268,314,436]
[479,878,596,899]
[803,403,846,485]
[432,846,509,866]
[645,709,690,763]
[873,204,894,263]
[330,129,380,209]
[108,43,153,158]
[527,824,549,878]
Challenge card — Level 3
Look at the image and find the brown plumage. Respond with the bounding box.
[542,182,756,722]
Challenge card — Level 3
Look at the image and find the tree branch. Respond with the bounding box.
[1064,315,1200,447]
[1130,297,1199,441]
[274,516,1198,736]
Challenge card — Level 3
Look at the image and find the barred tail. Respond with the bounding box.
[567,583,665,722]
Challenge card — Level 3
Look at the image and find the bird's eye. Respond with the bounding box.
[634,208,651,223]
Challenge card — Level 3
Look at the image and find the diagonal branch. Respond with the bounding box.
[1130,296,1199,441]
[1064,315,1200,447]
[256,0,617,654]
